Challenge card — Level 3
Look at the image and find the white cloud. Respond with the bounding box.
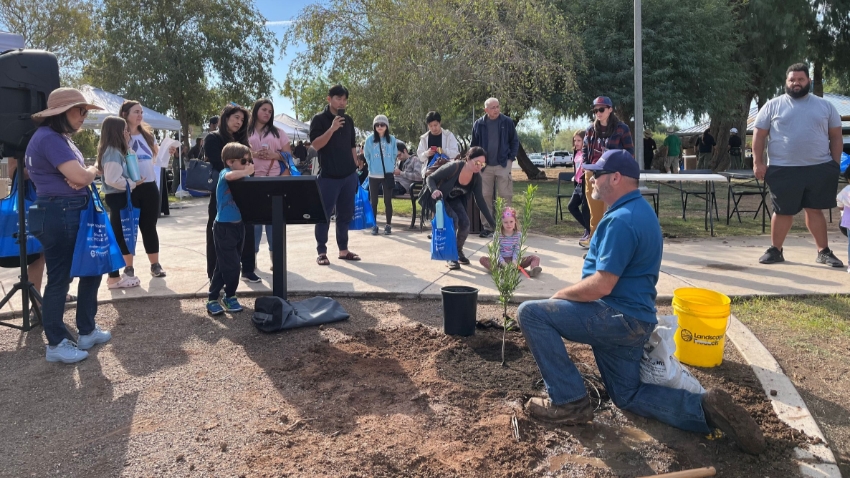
[266,20,294,27]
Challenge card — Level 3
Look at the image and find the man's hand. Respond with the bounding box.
[330,115,345,132]
[393,168,401,176]
[426,149,435,158]
[753,162,766,180]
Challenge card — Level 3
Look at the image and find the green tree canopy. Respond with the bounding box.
[84,0,278,147]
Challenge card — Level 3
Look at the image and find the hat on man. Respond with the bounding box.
[644,129,653,138]
[32,87,103,119]
[666,127,675,133]
[591,96,614,109]
[730,127,738,134]
[373,114,389,127]
[583,149,640,179]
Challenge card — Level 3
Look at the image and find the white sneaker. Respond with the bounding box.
[77,325,112,350]
[46,338,88,363]
[107,274,140,289]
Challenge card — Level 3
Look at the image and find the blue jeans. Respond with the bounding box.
[517,299,711,434]
[28,196,103,346]
[254,224,273,253]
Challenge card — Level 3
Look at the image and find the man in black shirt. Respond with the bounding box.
[642,130,657,170]
[695,129,716,170]
[309,84,361,265]
[293,140,308,165]
[188,137,203,160]
[728,128,743,170]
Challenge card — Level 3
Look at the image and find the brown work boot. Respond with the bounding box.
[525,396,594,425]
[701,388,766,455]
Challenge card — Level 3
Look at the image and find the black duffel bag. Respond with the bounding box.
[185,159,216,192]
[252,296,349,333]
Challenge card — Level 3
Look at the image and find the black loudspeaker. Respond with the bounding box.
[0,49,60,156]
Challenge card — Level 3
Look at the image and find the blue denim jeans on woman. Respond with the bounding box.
[517,299,711,434]
[28,196,103,346]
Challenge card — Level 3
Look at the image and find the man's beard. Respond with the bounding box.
[785,83,810,99]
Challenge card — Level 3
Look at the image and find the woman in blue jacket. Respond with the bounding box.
[364,115,397,235]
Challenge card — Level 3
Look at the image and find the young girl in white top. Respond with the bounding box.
[836,167,850,273]
[479,207,542,277]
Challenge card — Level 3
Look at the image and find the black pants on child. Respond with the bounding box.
[207,192,255,278]
[567,181,590,232]
[104,191,132,279]
[209,221,244,301]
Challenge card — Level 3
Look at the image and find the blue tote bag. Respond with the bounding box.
[431,200,458,261]
[279,151,302,176]
[349,182,376,230]
[0,173,43,259]
[119,183,140,255]
[70,184,126,277]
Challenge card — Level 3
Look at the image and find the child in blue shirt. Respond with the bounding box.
[207,143,255,315]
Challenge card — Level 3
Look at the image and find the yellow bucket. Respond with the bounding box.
[672,288,730,368]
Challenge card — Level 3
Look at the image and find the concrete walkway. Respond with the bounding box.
[0,195,844,476]
[1,195,847,312]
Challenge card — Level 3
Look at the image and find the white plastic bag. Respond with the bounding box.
[640,315,705,394]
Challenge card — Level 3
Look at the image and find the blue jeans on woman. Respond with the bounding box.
[517,299,711,434]
[254,224,273,253]
[28,196,103,346]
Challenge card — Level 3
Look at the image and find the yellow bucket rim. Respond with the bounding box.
[673,287,731,317]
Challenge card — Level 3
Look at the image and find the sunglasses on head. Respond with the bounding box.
[592,170,614,179]
[593,107,609,114]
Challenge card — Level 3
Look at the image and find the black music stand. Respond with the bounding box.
[228,176,327,299]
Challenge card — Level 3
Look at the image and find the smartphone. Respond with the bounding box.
[337,108,346,117]
[430,146,437,152]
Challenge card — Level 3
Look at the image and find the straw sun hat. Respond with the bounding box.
[31,87,103,119]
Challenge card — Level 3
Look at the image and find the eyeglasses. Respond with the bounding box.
[375,123,387,128]
[593,107,609,114]
[78,107,90,118]
[240,158,253,165]
[592,170,614,179]
[473,160,486,169]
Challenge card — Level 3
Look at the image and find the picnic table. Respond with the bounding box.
[641,172,728,236]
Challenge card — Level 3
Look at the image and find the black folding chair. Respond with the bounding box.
[554,171,575,224]
[727,177,768,231]
[639,169,660,216]
[680,169,719,221]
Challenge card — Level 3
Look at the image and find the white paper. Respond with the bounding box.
[155,138,181,168]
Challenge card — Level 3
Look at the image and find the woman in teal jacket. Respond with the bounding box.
[363,114,398,235]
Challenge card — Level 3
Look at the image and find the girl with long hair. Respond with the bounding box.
[120,100,166,277]
[567,130,591,245]
[581,96,635,241]
[204,103,259,282]
[25,88,109,363]
[247,99,291,268]
[97,116,144,289]
[363,115,397,235]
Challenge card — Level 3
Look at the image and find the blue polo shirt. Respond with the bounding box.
[582,190,662,323]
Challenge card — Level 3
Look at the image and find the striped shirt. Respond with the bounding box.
[498,232,521,264]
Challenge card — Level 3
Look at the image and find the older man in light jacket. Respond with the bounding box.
[417,111,460,175]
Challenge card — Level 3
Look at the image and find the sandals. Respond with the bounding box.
[338,252,361,261]
[317,255,330,266]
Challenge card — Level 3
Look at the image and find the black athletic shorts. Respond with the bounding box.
[765,160,839,215]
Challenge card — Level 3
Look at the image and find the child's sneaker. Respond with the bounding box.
[206,300,224,316]
[529,266,542,277]
[221,296,243,312]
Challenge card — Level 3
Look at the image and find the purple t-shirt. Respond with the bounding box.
[24,126,87,197]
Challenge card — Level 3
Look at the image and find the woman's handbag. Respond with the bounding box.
[349,182,376,230]
[185,159,216,192]
[0,172,42,261]
[70,184,126,277]
[278,151,302,176]
[119,183,140,254]
[431,200,458,261]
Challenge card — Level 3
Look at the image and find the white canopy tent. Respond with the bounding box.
[274,113,309,141]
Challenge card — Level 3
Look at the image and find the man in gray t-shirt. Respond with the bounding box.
[752,63,844,268]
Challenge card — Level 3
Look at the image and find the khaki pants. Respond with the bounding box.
[479,161,513,229]
[584,171,606,237]
[663,156,680,174]
[697,152,712,170]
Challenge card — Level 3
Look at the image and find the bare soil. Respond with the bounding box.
[0,298,818,477]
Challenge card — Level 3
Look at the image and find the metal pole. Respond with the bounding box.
[634,0,644,168]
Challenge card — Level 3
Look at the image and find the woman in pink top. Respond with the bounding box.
[247,99,292,267]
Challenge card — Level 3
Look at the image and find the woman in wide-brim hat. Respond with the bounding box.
[25,87,112,364]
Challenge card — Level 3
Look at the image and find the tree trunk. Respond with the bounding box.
[516,143,547,180]
[708,93,751,172]
[813,59,824,97]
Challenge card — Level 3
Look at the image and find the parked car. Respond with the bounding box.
[528,153,546,167]
[549,150,574,167]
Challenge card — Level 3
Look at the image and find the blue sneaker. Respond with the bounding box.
[206,300,224,315]
[221,296,243,312]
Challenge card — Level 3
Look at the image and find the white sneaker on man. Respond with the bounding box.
[77,325,112,350]
[45,338,88,363]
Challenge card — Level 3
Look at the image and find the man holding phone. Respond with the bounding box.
[309,84,362,266]
[416,111,460,172]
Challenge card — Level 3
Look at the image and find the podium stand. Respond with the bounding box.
[229,176,327,299]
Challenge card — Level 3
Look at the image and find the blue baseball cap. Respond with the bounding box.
[583,149,639,179]
[591,96,613,109]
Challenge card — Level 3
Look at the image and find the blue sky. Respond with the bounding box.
[256,0,314,121]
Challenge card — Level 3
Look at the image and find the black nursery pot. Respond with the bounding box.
[440,286,478,336]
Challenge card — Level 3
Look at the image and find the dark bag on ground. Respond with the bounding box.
[185,159,216,192]
[252,296,350,333]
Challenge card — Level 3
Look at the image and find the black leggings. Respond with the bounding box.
[131,182,160,255]
[368,173,394,225]
[567,181,590,232]
[104,191,131,278]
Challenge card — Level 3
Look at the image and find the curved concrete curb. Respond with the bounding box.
[727,314,842,478]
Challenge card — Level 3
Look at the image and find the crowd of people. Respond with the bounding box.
[13,61,847,458]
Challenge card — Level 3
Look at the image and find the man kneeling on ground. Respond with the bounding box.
[517,150,766,455]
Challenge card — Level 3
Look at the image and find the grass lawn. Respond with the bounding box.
[734,295,850,351]
[377,168,843,239]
